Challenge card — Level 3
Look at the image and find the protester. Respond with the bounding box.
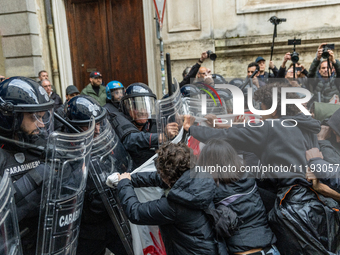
[197,138,279,255]
[182,82,340,254]
[116,142,219,255]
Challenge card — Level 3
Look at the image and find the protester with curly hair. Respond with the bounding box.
[116,142,221,255]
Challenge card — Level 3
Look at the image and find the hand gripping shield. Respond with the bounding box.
[0,170,23,255]
[89,118,134,255]
[156,78,188,145]
[36,119,95,255]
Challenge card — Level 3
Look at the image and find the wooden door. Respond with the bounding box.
[65,0,148,91]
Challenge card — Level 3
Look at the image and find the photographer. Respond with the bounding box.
[179,51,210,87]
[277,52,308,79]
[307,43,340,103]
[247,62,261,88]
[255,56,278,83]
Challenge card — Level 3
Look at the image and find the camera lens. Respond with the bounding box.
[290,52,299,64]
[206,50,217,61]
[322,47,330,59]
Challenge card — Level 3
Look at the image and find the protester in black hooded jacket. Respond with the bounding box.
[182,84,340,254]
[197,139,278,255]
[116,143,220,255]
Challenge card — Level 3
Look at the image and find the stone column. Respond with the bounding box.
[0,0,46,79]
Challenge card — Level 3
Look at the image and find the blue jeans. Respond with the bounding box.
[262,245,280,255]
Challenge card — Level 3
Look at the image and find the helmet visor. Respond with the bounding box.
[122,96,156,121]
[19,108,54,144]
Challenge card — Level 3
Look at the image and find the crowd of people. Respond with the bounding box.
[0,41,340,255]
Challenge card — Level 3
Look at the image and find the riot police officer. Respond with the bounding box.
[114,82,178,168]
[0,76,55,254]
[65,95,132,255]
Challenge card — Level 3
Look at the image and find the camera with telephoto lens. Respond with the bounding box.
[322,44,335,59]
[206,50,217,61]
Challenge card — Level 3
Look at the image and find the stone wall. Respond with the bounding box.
[0,0,51,80]
[159,0,340,87]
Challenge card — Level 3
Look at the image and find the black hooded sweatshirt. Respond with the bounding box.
[117,171,219,255]
[189,113,321,188]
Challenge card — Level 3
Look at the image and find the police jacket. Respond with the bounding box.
[307,58,340,103]
[0,144,45,253]
[105,106,159,168]
[189,113,321,188]
[214,178,276,253]
[117,171,219,255]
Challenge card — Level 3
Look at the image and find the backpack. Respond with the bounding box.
[204,202,240,239]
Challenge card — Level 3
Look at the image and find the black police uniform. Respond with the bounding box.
[108,83,159,168]
[64,95,128,255]
[0,76,55,255]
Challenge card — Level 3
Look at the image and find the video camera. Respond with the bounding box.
[269,16,287,25]
[322,44,335,59]
[288,39,301,64]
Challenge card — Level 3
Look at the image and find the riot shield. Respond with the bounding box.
[89,117,134,255]
[183,97,228,117]
[156,78,188,145]
[36,119,95,255]
[0,170,23,255]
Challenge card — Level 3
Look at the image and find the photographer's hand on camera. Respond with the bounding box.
[316,43,327,60]
[198,51,208,65]
[328,50,336,64]
[281,52,291,68]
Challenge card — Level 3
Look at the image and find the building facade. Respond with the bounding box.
[1,0,340,99]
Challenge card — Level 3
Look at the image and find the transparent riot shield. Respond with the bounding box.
[36,119,95,255]
[89,117,134,255]
[183,97,228,117]
[0,170,23,255]
[156,78,188,145]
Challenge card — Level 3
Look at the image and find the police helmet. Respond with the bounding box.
[180,84,202,99]
[229,78,244,88]
[106,80,124,102]
[212,74,227,85]
[65,95,106,129]
[120,82,156,122]
[0,76,54,145]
